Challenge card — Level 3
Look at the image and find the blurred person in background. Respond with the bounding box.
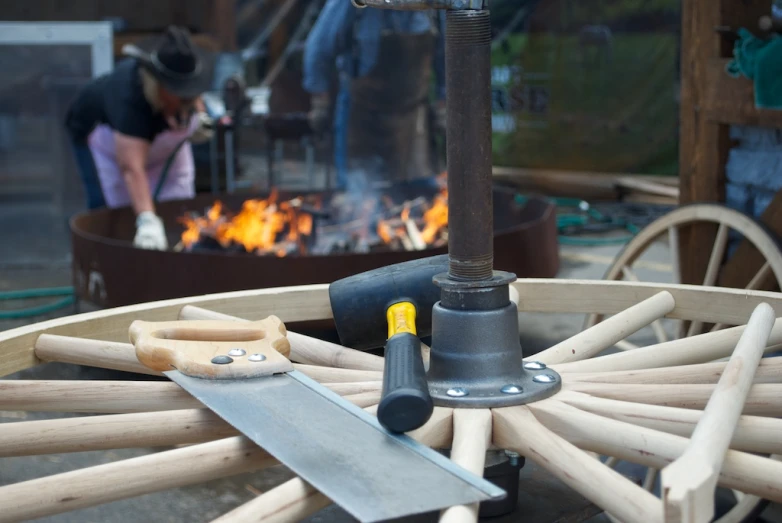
[302,0,446,190]
[65,26,213,250]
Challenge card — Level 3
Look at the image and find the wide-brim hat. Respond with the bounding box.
[122,26,215,99]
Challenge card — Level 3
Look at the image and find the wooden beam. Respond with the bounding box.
[678,0,730,288]
[703,59,782,128]
[210,0,237,51]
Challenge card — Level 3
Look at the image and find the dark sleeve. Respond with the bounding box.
[103,71,156,141]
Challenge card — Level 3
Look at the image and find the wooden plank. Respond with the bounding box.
[492,166,678,202]
[678,0,730,288]
[703,59,782,128]
[719,188,782,292]
[210,0,237,51]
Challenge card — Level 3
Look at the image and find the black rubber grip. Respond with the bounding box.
[377,333,434,433]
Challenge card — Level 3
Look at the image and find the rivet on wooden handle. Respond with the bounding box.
[129,317,292,379]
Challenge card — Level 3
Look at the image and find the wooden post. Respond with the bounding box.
[678,0,729,288]
[211,0,237,51]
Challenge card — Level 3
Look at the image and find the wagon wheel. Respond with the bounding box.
[1,280,782,523]
[584,203,782,346]
[579,204,782,522]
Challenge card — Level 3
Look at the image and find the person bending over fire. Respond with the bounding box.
[302,0,447,190]
[64,26,214,250]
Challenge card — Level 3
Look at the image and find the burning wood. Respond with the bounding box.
[177,174,449,256]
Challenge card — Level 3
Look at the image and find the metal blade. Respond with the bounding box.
[166,370,505,522]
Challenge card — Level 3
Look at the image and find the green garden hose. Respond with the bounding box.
[0,286,75,320]
[515,195,641,246]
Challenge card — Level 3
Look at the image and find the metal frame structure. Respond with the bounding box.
[0,21,114,216]
[0,22,113,78]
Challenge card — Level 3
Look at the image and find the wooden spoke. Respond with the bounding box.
[669,226,681,285]
[643,468,659,492]
[556,320,782,373]
[527,401,782,503]
[622,266,668,344]
[439,409,492,523]
[566,383,782,416]
[564,356,782,385]
[0,380,378,413]
[212,478,330,523]
[0,380,199,413]
[686,223,730,337]
[35,334,161,375]
[615,339,640,351]
[661,304,775,523]
[0,409,237,457]
[747,262,773,291]
[292,364,382,383]
[321,381,382,396]
[179,305,385,371]
[407,407,454,449]
[535,292,675,365]
[0,436,278,523]
[493,406,662,523]
[558,391,782,455]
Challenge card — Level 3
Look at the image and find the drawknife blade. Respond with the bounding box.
[166,369,505,522]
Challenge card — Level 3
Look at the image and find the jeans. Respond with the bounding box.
[333,81,351,190]
[70,140,106,209]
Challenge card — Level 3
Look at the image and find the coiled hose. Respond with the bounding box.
[0,286,75,320]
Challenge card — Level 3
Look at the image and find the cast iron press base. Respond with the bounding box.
[427,271,561,408]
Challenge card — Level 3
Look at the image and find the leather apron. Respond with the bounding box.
[347,29,436,183]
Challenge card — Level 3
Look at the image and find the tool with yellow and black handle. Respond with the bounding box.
[328,255,448,433]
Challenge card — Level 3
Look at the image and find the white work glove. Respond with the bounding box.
[189,111,215,144]
[134,211,168,250]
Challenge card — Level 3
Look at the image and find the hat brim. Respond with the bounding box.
[123,37,216,98]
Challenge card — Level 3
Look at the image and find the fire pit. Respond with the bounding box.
[71,180,559,308]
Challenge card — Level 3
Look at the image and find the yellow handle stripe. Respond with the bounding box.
[387,302,417,339]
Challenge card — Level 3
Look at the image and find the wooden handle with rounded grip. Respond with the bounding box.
[129,317,292,379]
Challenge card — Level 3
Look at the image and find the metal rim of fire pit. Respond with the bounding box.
[1,279,781,523]
[68,188,560,308]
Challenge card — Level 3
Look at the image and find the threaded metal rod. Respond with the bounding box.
[445,9,493,281]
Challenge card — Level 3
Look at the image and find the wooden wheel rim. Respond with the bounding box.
[1,279,781,523]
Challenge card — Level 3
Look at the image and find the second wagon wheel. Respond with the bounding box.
[584,203,782,346]
[581,203,782,522]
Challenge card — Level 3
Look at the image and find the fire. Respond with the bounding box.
[375,174,449,249]
[178,172,449,256]
[178,188,313,255]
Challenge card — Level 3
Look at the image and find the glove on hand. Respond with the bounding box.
[308,94,331,134]
[189,111,215,144]
[134,211,168,250]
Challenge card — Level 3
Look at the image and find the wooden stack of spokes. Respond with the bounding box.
[0,280,781,523]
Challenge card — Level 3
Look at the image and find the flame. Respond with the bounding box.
[375,176,449,248]
[421,188,448,244]
[178,188,314,255]
[179,173,450,255]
